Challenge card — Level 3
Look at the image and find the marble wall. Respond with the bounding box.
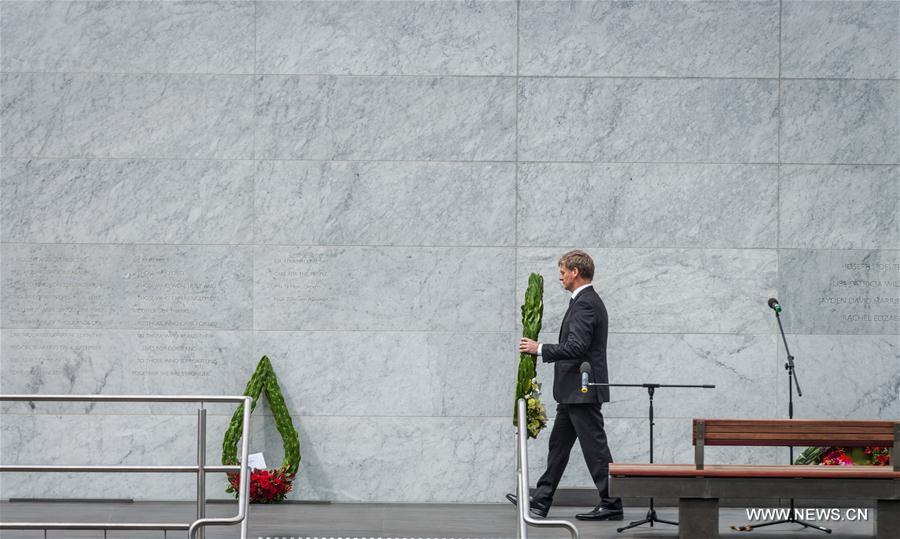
[1,1,897,503]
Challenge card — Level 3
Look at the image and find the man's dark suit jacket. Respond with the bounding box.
[540,285,610,404]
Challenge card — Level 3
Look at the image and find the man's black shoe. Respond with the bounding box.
[504,493,549,518]
[575,506,624,521]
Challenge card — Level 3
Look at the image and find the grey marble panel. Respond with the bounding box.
[518,163,777,248]
[1,244,253,330]
[0,470,196,501]
[527,418,779,488]
[781,80,899,165]
[520,0,778,77]
[781,249,900,334]
[517,248,778,335]
[0,73,254,159]
[1,159,254,244]
[253,330,517,417]
[0,411,266,501]
[289,416,515,502]
[254,246,515,332]
[606,334,777,419]
[255,160,515,246]
[256,1,515,76]
[0,329,254,415]
[0,1,254,74]
[775,335,899,421]
[519,78,778,163]
[780,165,899,250]
[782,1,900,79]
[255,75,516,161]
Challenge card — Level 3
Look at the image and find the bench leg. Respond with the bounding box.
[877,500,900,539]
[679,498,719,539]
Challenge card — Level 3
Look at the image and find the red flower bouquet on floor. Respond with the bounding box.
[820,447,854,466]
[227,467,295,504]
[796,446,891,466]
[864,446,892,466]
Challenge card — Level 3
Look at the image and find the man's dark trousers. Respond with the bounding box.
[532,402,622,510]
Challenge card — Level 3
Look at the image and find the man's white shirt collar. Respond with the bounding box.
[571,283,592,300]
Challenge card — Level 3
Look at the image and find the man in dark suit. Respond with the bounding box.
[507,250,623,521]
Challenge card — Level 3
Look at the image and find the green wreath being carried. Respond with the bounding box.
[514,273,548,439]
[222,355,300,503]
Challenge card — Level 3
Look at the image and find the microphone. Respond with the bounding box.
[767,298,782,313]
[580,362,592,394]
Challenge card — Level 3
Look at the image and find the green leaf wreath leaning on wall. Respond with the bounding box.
[514,273,548,439]
[222,355,301,503]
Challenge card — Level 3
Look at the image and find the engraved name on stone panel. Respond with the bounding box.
[2,330,104,382]
[128,253,226,329]
[1,248,108,328]
[782,250,900,334]
[129,331,221,379]
[268,252,328,302]
[1,245,252,329]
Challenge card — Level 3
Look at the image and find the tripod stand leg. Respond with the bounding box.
[617,507,680,533]
[797,520,833,534]
[745,518,790,530]
[746,518,832,534]
[617,518,651,533]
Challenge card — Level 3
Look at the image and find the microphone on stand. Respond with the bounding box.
[580,362,591,393]
[767,297,782,313]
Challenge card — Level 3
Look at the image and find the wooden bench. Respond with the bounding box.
[609,419,900,539]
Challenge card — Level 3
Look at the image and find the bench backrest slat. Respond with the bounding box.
[692,419,899,471]
[692,419,895,447]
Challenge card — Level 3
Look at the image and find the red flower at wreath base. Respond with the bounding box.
[227,467,295,504]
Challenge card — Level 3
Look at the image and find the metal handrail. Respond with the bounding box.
[3,465,240,473]
[0,394,252,538]
[515,398,579,539]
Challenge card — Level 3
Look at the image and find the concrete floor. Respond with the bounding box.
[0,502,879,539]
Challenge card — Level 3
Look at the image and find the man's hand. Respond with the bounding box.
[519,338,539,355]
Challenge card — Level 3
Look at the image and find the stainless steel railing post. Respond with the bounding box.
[189,395,252,539]
[516,399,529,539]
[516,456,527,539]
[515,398,580,539]
[196,405,207,539]
[239,397,251,537]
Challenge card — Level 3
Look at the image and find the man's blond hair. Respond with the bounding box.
[558,250,594,280]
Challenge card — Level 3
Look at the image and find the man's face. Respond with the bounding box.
[558,265,579,292]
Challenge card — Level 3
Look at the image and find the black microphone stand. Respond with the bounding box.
[739,307,831,534]
[588,381,715,533]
